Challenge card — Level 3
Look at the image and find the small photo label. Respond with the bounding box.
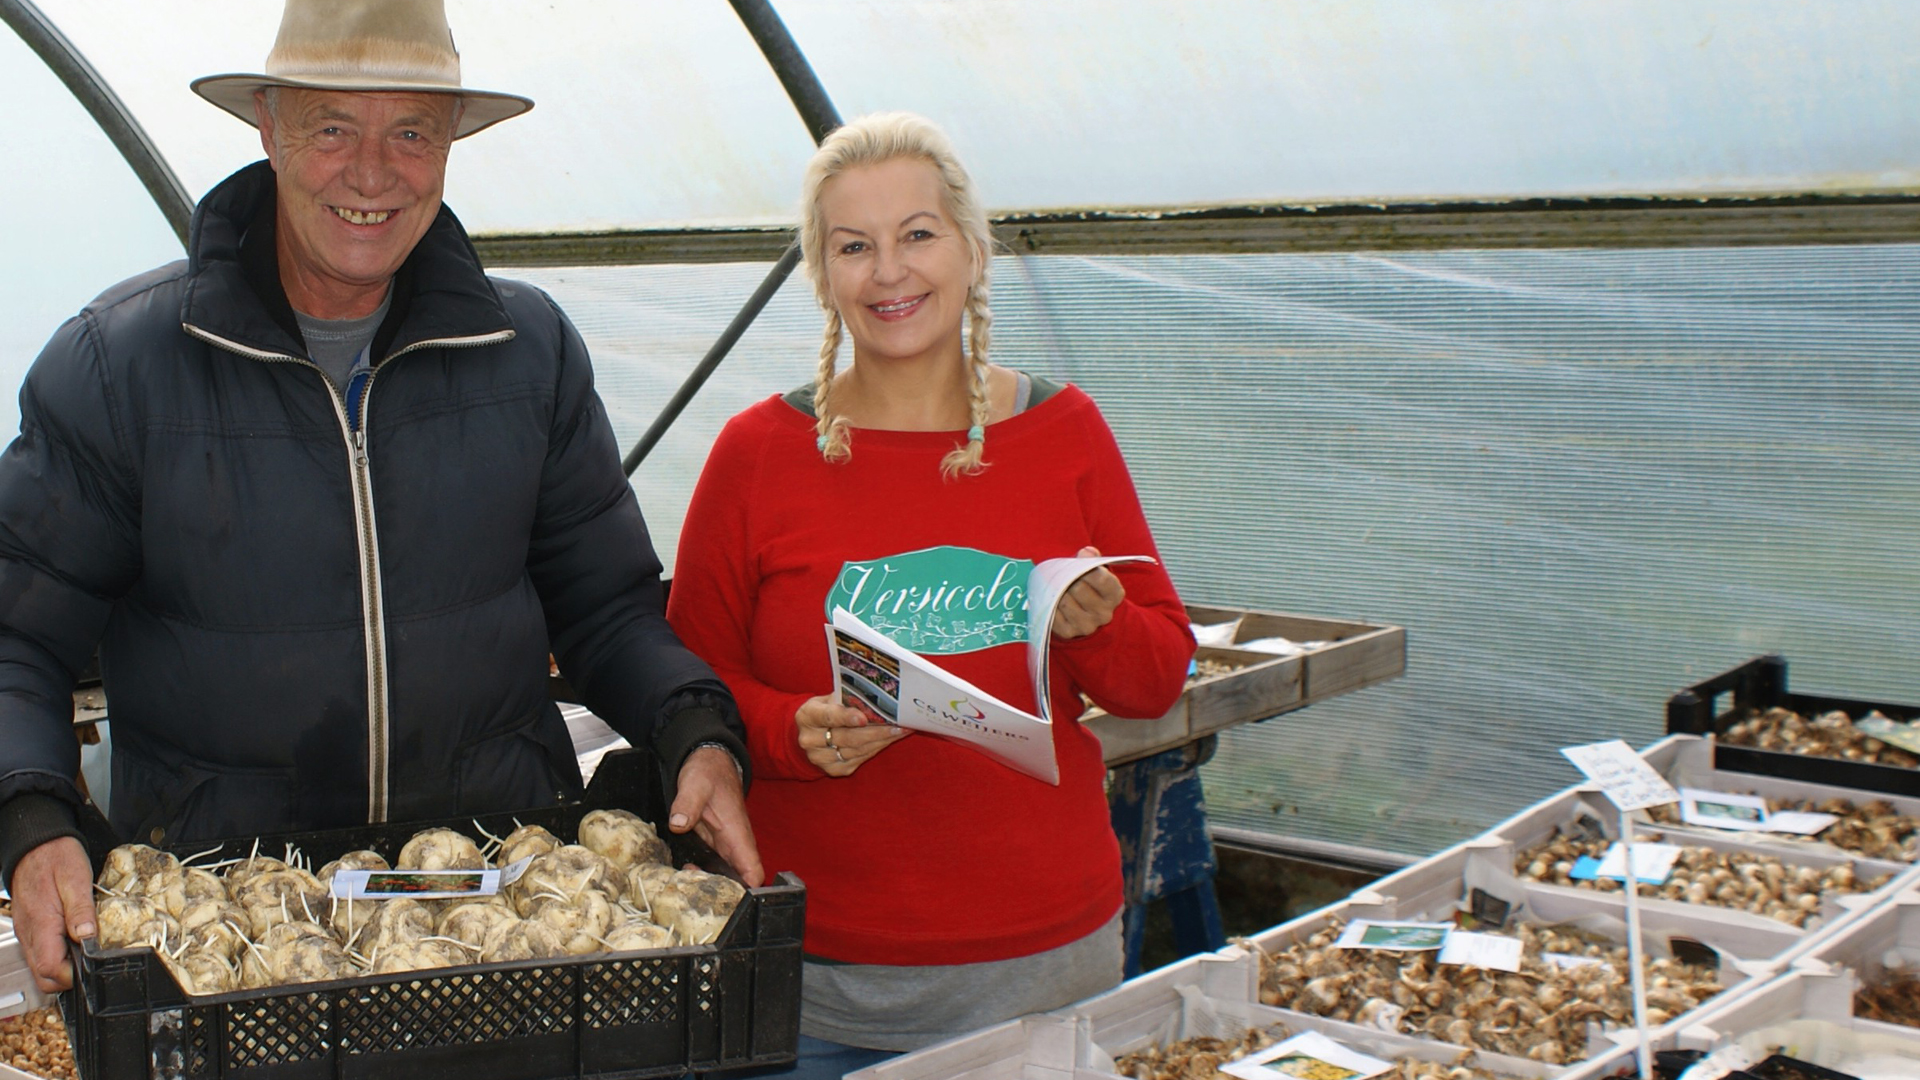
[1221,1031,1392,1080]
[1335,920,1452,952]
[331,867,506,900]
[1678,788,1768,831]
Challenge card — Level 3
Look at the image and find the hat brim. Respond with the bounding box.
[191,73,533,140]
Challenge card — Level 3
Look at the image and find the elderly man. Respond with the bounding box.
[0,0,759,992]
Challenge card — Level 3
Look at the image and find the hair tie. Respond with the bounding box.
[816,434,829,452]
[967,424,985,443]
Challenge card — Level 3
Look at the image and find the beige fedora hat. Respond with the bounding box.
[191,0,532,140]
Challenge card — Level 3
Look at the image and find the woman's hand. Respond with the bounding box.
[1051,545,1126,640]
[797,694,909,777]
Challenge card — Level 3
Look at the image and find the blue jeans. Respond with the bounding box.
[723,1034,896,1080]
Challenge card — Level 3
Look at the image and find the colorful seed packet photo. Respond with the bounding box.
[1334,919,1452,951]
[1678,787,1768,831]
[1221,1031,1392,1080]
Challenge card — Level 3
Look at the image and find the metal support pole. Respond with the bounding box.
[728,0,843,146]
[621,244,803,475]
[623,0,843,475]
[2,0,192,247]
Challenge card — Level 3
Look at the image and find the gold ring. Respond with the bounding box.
[823,728,835,749]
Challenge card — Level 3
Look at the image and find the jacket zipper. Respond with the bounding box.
[181,322,513,823]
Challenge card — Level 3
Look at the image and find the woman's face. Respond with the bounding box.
[819,157,976,369]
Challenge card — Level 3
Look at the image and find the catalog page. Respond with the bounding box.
[828,607,1059,783]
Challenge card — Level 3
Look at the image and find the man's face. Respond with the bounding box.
[255,88,458,318]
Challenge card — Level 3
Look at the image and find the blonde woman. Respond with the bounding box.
[668,113,1195,1071]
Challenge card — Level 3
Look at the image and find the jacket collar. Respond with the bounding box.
[180,160,515,364]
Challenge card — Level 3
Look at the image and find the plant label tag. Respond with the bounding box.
[1334,920,1452,952]
[1221,1030,1394,1080]
[1542,952,1609,972]
[1593,841,1682,884]
[1438,930,1523,972]
[1761,811,1840,836]
[1668,936,1720,967]
[1568,811,1610,843]
[1561,740,1678,811]
[331,868,503,900]
[1468,887,1513,929]
[1856,714,1920,755]
[1676,1043,1754,1080]
[1678,788,1769,831]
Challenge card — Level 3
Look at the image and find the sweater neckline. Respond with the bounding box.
[769,381,1082,449]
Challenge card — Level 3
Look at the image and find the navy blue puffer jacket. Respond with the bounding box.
[0,162,742,852]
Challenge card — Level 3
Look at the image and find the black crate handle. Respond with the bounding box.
[1666,654,1788,734]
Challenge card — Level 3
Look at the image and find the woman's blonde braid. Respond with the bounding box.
[939,282,995,479]
[813,308,853,461]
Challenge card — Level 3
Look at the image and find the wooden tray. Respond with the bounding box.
[1086,604,1406,766]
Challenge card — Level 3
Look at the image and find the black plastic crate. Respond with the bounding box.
[1666,654,1920,798]
[60,748,802,1080]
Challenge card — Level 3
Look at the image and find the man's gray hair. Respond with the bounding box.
[259,85,465,134]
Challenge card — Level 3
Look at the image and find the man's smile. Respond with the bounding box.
[330,205,395,226]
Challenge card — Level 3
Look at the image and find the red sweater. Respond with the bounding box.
[667,387,1195,965]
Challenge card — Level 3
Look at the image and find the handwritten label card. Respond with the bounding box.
[1763,810,1840,835]
[1561,740,1678,812]
[1437,930,1524,972]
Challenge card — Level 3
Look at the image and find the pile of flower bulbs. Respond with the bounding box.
[1513,831,1889,928]
[1720,707,1920,768]
[89,809,746,995]
[0,1007,76,1080]
[1254,920,1723,1066]
[1113,1027,1281,1080]
[1855,970,1920,1029]
[1645,796,1920,862]
[1113,1025,1507,1080]
[1192,658,1242,682]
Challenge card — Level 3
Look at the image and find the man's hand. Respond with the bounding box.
[668,746,764,887]
[10,836,96,993]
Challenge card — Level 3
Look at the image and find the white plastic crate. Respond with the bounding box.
[850,985,1570,1080]
[1807,884,1920,967]
[0,919,48,1021]
[1668,964,1920,1076]
[1796,886,1920,1023]
[1466,789,1906,947]
[1249,839,1804,973]
[848,980,1674,1080]
[1493,780,1915,874]
[1651,736,1920,850]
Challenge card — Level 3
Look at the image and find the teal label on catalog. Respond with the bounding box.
[825,545,1033,654]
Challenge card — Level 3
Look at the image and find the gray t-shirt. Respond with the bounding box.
[293,289,392,389]
[802,910,1123,1051]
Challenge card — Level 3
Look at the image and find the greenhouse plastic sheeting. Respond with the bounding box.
[14,0,1920,236]
[510,243,1920,856]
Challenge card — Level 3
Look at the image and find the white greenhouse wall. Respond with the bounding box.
[513,247,1920,855]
